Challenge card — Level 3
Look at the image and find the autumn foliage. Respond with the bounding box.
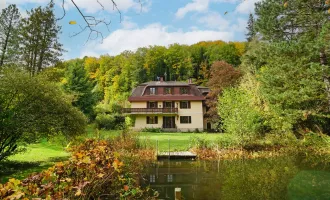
[0,133,156,200]
[206,61,242,126]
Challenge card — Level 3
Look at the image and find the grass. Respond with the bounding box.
[0,139,69,183]
[1,126,221,183]
[85,126,221,151]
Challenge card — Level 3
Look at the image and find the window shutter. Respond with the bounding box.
[147,116,149,124]
[147,102,149,108]
[189,116,192,123]
[172,101,175,108]
[155,116,158,124]
[188,101,191,109]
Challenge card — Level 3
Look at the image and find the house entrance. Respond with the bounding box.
[163,116,176,129]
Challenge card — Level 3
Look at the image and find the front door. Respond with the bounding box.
[163,116,175,128]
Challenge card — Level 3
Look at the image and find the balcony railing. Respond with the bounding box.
[122,108,178,114]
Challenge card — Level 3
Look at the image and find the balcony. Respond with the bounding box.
[122,108,178,114]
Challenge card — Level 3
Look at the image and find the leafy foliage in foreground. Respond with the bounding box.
[0,69,86,161]
[0,136,156,200]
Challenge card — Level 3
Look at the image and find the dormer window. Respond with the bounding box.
[164,87,172,95]
[150,87,156,95]
[180,87,188,94]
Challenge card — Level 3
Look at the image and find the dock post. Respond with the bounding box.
[175,188,181,200]
[156,140,158,156]
[168,138,170,160]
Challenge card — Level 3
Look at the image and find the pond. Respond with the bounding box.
[141,154,330,200]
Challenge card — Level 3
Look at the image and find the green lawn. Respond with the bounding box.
[1,127,221,183]
[0,139,69,183]
[84,126,221,152]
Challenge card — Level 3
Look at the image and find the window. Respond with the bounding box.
[180,116,191,124]
[163,101,174,108]
[149,87,156,95]
[147,116,158,124]
[180,87,189,94]
[148,101,158,108]
[150,175,156,183]
[167,174,173,183]
[180,101,191,109]
[164,87,172,95]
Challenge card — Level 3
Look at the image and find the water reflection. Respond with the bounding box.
[141,155,330,200]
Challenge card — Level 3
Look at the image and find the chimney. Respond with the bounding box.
[188,78,192,84]
[160,76,164,82]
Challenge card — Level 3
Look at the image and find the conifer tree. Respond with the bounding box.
[246,13,256,42]
[0,4,20,67]
[19,2,63,76]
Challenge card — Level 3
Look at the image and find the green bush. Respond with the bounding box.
[140,127,162,133]
[215,134,240,149]
[190,135,210,149]
[219,87,267,139]
[95,113,125,130]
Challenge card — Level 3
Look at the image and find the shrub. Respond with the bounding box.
[95,113,125,130]
[219,87,266,140]
[140,127,162,133]
[190,135,210,149]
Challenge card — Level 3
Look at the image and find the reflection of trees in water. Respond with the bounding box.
[143,155,330,200]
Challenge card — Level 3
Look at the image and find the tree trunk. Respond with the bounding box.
[320,49,330,111]
[0,12,14,66]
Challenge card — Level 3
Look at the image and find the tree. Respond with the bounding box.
[63,60,96,118]
[246,13,256,42]
[0,4,20,67]
[206,61,242,126]
[0,69,86,161]
[19,2,63,76]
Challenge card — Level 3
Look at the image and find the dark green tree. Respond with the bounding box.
[0,4,20,67]
[246,13,256,42]
[0,69,86,161]
[64,61,96,118]
[19,2,63,76]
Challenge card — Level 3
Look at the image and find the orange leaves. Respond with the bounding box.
[1,138,154,199]
[112,158,124,172]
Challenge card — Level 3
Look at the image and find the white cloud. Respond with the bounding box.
[231,18,248,32]
[7,0,49,4]
[81,23,234,56]
[198,12,230,31]
[235,0,262,14]
[175,0,209,19]
[121,16,138,29]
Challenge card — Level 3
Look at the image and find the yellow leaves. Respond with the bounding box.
[82,156,91,164]
[326,0,330,5]
[97,173,105,178]
[328,8,330,14]
[9,178,20,186]
[75,189,82,196]
[112,159,124,172]
[284,1,288,8]
[69,21,77,25]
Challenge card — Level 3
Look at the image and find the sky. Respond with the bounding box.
[6,0,261,60]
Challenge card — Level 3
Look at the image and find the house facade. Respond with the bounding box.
[123,78,210,132]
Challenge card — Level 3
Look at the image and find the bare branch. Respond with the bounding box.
[56,0,66,21]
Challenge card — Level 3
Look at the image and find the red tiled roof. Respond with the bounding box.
[128,81,209,102]
[128,95,205,102]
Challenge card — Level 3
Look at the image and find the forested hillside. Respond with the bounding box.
[43,41,245,128]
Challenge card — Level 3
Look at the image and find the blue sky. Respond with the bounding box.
[6,0,261,60]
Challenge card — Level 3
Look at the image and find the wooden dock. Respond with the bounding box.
[157,151,197,160]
